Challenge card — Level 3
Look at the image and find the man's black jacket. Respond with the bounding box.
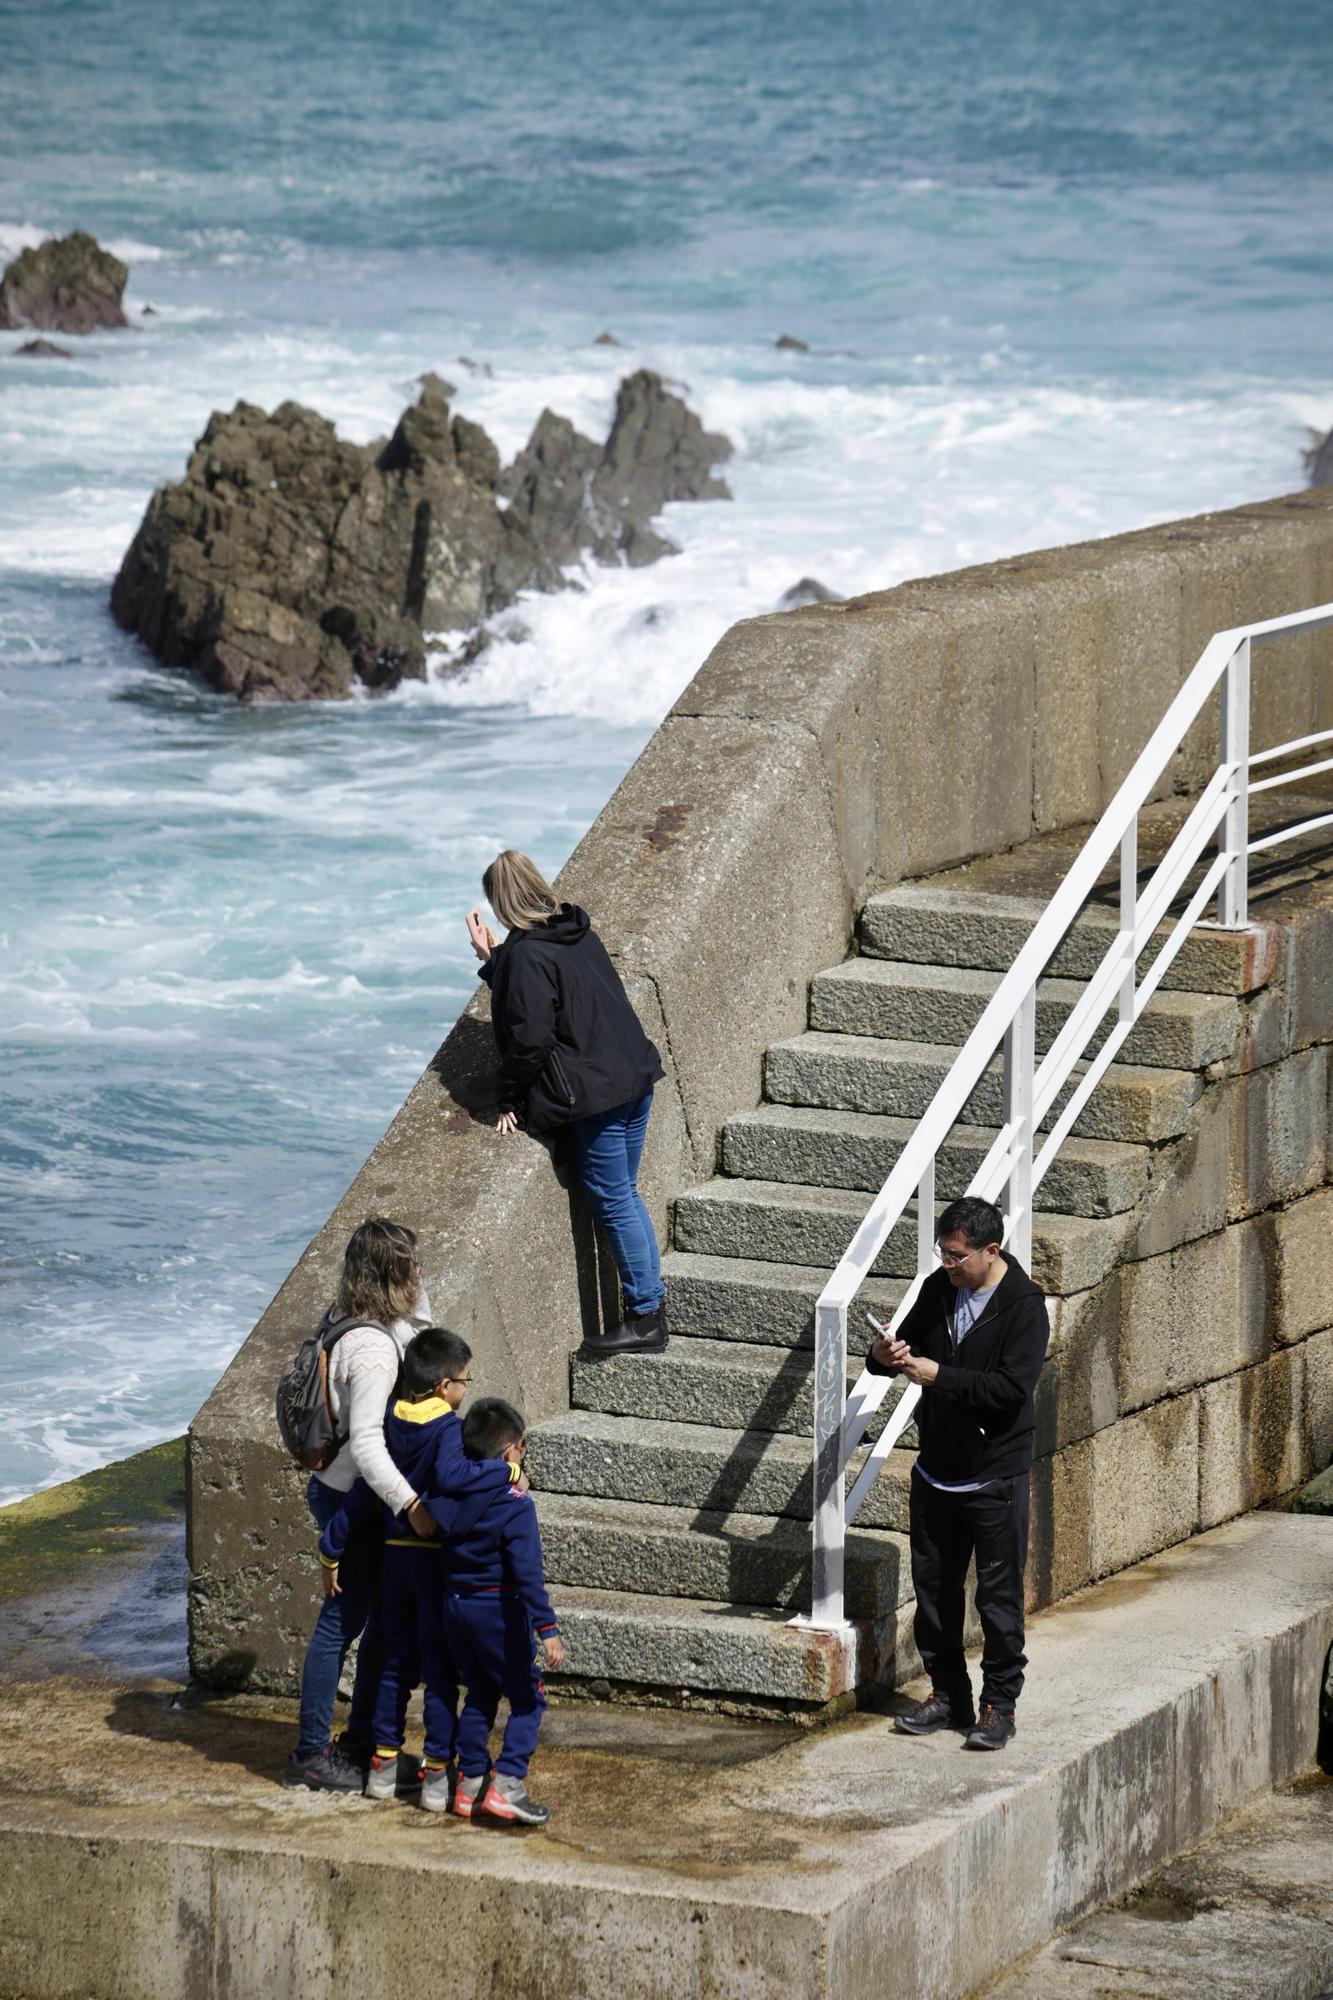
[866,1258,1050,1482]
[479,903,664,1131]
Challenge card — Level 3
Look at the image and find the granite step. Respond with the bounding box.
[674,1177,1127,1296]
[810,957,1239,1070]
[765,1029,1200,1144]
[661,1250,908,1351]
[860,884,1269,996]
[544,1582,911,1706]
[570,1332,917,1443]
[722,1103,1148,1217]
[526,1409,915,1532]
[534,1491,911,1618]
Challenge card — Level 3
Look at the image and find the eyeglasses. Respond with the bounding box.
[445,1372,476,1386]
[936,1247,980,1268]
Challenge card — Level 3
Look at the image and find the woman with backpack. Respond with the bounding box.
[468,850,668,1356]
[283,1217,437,1792]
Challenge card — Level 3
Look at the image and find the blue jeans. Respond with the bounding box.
[566,1087,663,1319]
[295,1475,386,1758]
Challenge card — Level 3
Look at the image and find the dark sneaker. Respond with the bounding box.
[365,1750,421,1801]
[964,1706,1017,1751]
[333,1728,372,1775]
[282,1744,365,1792]
[581,1304,667,1357]
[451,1771,486,1820]
[419,1762,453,1814]
[894,1689,977,1737]
[480,1773,550,1826]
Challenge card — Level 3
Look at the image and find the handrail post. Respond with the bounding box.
[1002,986,1036,1270]
[810,1295,848,1629]
[1218,636,1251,928]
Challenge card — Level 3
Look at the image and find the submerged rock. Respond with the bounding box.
[14,337,73,359]
[0,231,128,334]
[775,333,810,352]
[112,370,732,702]
[778,576,845,609]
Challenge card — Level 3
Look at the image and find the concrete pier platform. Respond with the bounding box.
[0,1509,1329,2000]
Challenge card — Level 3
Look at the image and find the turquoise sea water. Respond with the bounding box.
[2,0,1332,1501]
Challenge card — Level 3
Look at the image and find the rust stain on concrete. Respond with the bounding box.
[644,802,691,852]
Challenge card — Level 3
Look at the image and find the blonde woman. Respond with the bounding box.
[468,850,667,1355]
[284,1217,436,1792]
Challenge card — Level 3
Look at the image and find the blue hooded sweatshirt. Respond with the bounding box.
[425,1480,558,1638]
[318,1396,515,1564]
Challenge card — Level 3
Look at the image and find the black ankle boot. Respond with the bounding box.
[581,1304,667,1356]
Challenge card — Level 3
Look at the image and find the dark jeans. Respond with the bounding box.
[443,1593,547,1780]
[909,1467,1030,1713]
[566,1087,663,1319]
[295,1474,386,1758]
[372,1545,458,1764]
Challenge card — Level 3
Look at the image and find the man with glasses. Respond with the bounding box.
[868,1195,1050,1750]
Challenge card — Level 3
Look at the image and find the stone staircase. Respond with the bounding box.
[525,860,1304,1716]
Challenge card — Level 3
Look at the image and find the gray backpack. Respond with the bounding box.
[275,1311,389,1471]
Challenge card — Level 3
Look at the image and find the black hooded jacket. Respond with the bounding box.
[866,1258,1050,1482]
[479,903,665,1131]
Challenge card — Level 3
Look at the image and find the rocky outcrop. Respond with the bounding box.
[1309,426,1333,488]
[501,368,731,571]
[14,338,73,359]
[112,370,732,702]
[0,232,128,334]
[779,576,844,609]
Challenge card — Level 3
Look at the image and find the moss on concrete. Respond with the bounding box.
[0,1438,185,1603]
[1291,1463,1333,1515]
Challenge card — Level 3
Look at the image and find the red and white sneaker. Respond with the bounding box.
[451,1772,486,1820]
[479,1774,550,1826]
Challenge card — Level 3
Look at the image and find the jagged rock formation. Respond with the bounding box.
[111,370,732,702]
[779,576,844,609]
[0,232,128,334]
[1309,425,1333,488]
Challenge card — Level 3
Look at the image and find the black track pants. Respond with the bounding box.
[908,1467,1030,1712]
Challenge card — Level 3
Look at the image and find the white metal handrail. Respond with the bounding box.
[801,601,1333,1632]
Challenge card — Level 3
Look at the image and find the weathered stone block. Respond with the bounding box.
[1272,1187,1333,1345]
[1027,1436,1094,1608]
[1198,1345,1307,1529]
[1034,1283,1122,1457]
[1087,1397,1200,1578]
[1300,1324,1333,1476]
[1116,1223,1272,1412]
[1225,1043,1329,1219]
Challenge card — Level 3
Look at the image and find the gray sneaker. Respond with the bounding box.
[481,1772,551,1826]
[364,1750,420,1800]
[282,1744,364,1793]
[419,1763,453,1813]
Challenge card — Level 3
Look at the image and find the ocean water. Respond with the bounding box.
[2,0,1332,1504]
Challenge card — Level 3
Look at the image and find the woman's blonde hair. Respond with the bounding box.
[335,1218,421,1324]
[483,850,560,934]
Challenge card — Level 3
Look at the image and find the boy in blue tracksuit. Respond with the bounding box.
[429,1396,563,1826]
[318,1328,518,1808]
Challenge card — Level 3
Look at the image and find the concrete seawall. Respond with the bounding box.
[189,486,1333,1692]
